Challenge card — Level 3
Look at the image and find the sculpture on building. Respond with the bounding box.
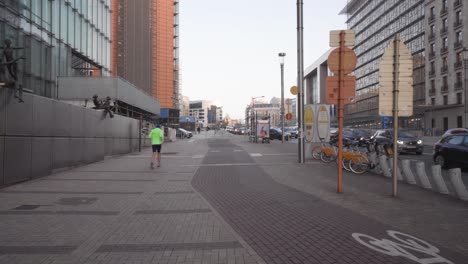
[0,39,25,102]
[91,95,115,118]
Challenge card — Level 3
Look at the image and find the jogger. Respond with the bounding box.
[149,124,164,169]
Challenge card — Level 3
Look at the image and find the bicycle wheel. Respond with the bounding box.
[342,158,351,171]
[320,152,333,163]
[349,156,369,174]
[311,146,322,160]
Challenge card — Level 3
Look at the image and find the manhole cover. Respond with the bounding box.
[13,205,41,210]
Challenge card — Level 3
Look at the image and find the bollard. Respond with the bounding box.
[389,158,404,181]
[379,155,391,178]
[401,160,417,185]
[415,161,432,189]
[431,165,449,195]
[449,168,468,201]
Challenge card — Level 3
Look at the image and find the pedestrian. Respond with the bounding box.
[197,126,201,134]
[148,124,164,169]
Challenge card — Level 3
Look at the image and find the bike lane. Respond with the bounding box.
[192,139,468,264]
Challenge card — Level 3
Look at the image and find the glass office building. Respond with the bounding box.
[341,0,426,130]
[0,0,111,98]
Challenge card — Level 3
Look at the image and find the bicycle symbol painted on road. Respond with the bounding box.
[352,230,454,264]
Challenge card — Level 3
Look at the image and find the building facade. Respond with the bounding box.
[304,49,333,105]
[425,0,467,135]
[0,0,112,98]
[189,100,222,128]
[340,0,426,130]
[112,0,180,111]
[245,103,281,129]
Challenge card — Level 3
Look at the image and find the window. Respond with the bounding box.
[457,93,463,104]
[431,98,435,105]
[430,62,435,72]
[443,38,448,48]
[457,72,462,83]
[431,118,435,128]
[456,31,463,43]
[443,95,448,105]
[456,11,462,24]
[442,57,447,68]
[457,116,463,128]
[447,136,463,145]
[442,0,447,11]
[444,117,449,132]
[431,80,435,90]
[457,52,463,63]
[430,43,436,53]
[430,7,435,17]
[430,25,435,35]
[443,76,448,87]
[442,18,447,29]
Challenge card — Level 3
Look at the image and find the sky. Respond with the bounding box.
[180,0,348,120]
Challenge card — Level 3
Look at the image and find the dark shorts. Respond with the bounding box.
[152,144,162,153]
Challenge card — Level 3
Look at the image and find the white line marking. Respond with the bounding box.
[209,150,220,153]
[233,149,243,152]
[352,231,453,264]
[250,153,263,157]
[192,155,205,159]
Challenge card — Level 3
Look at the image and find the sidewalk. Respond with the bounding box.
[0,134,264,264]
[1,131,467,263]
[237,138,468,257]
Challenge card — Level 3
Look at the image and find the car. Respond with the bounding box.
[370,129,423,154]
[433,133,468,168]
[351,129,373,147]
[177,128,193,138]
[330,128,359,146]
[285,127,299,139]
[269,128,289,141]
[440,128,468,139]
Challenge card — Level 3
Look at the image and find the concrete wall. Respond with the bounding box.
[0,89,150,187]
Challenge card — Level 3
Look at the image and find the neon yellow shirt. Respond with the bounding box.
[149,128,164,145]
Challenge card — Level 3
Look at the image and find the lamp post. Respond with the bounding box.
[464,48,468,127]
[251,96,264,142]
[279,52,286,143]
[296,0,305,163]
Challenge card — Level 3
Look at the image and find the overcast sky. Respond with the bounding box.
[180,0,348,120]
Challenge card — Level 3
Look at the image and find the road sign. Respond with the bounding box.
[378,40,413,117]
[285,113,293,120]
[328,47,357,75]
[326,76,356,105]
[317,105,330,140]
[330,30,356,47]
[290,86,298,95]
[304,105,314,142]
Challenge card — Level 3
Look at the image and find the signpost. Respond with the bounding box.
[304,105,314,142]
[378,34,413,197]
[326,30,357,193]
[317,105,330,140]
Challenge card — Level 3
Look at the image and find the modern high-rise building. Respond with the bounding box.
[112,0,180,117]
[0,0,112,97]
[425,0,467,134]
[340,0,426,130]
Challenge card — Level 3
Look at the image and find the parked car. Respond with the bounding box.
[177,128,193,138]
[351,129,373,147]
[370,129,423,154]
[433,133,468,168]
[285,127,299,139]
[330,128,359,146]
[269,128,289,141]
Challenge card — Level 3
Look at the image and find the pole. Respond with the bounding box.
[392,34,400,197]
[464,50,468,127]
[138,114,142,152]
[297,0,305,163]
[281,63,285,143]
[337,31,345,193]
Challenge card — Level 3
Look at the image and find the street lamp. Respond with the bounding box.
[463,48,468,127]
[251,96,264,142]
[279,52,286,143]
